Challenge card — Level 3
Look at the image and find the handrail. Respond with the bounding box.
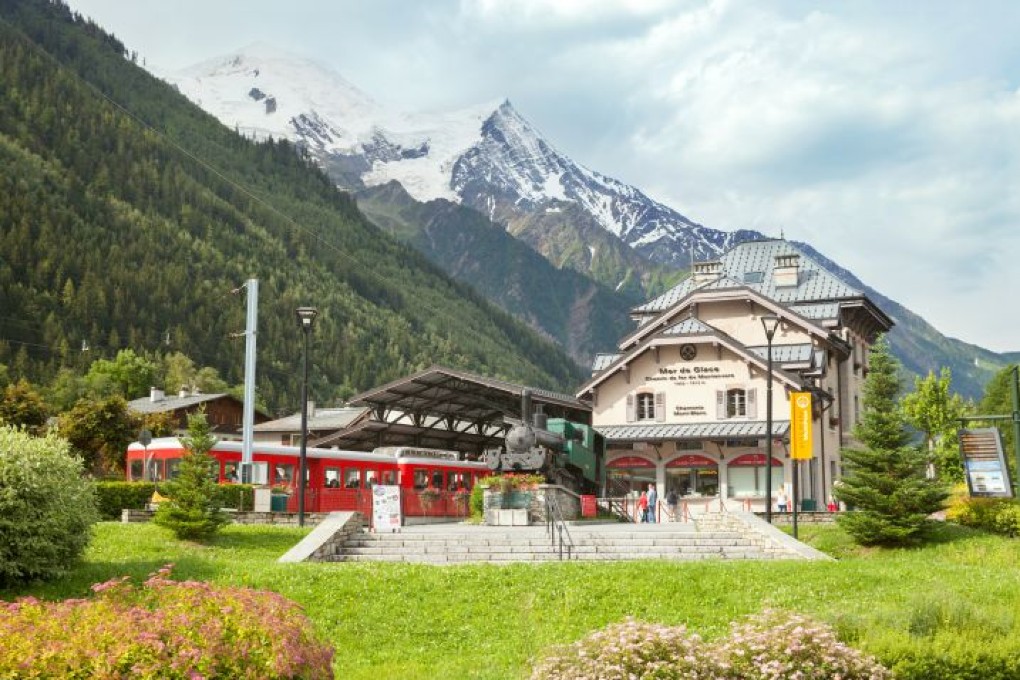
[599,496,636,523]
[544,493,575,560]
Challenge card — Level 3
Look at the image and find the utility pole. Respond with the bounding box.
[240,279,258,484]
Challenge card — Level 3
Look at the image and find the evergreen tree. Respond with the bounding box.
[835,336,948,545]
[153,409,228,541]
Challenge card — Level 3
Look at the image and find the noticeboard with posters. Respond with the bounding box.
[959,428,1013,498]
[372,485,403,532]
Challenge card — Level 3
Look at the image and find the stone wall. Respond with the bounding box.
[121,508,334,526]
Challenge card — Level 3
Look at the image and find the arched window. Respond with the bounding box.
[726,388,747,417]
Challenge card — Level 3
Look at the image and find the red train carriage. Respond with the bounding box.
[126,439,488,520]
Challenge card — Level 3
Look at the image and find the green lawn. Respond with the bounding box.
[4,521,1020,679]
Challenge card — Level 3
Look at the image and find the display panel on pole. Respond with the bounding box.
[960,428,1013,498]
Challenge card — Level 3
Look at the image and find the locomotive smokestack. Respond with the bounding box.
[521,388,533,425]
[533,404,547,431]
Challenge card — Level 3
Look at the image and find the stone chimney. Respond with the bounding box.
[178,388,189,398]
[307,401,316,418]
[692,260,723,286]
[773,253,800,288]
[150,387,165,403]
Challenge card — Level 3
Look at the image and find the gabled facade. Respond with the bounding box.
[127,387,270,440]
[577,239,893,513]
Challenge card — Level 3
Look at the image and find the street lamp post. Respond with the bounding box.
[761,314,781,524]
[296,306,318,527]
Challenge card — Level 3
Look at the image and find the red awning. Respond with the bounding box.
[607,456,656,469]
[666,454,717,468]
[729,453,783,467]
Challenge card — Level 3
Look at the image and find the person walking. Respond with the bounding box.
[777,489,789,513]
[666,488,679,522]
[646,483,658,523]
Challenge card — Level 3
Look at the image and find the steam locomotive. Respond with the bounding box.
[483,390,605,495]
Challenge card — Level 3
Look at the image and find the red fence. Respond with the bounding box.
[283,488,471,523]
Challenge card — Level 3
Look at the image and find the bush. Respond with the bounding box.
[719,608,891,679]
[531,610,890,679]
[96,482,255,519]
[95,481,157,519]
[0,565,334,679]
[0,426,99,586]
[945,490,1020,536]
[531,617,724,680]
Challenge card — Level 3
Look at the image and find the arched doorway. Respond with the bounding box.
[727,453,784,499]
[665,454,719,498]
[606,455,656,497]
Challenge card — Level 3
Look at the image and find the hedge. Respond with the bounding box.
[95,482,255,519]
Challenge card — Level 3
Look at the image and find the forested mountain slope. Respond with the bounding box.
[357,182,645,366]
[0,0,585,411]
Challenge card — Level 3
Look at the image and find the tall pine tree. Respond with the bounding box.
[153,409,228,541]
[835,336,948,545]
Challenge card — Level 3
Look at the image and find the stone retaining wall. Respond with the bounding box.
[121,508,334,526]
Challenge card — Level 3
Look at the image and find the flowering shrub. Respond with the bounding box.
[531,618,725,680]
[719,608,891,679]
[531,610,890,680]
[0,565,334,679]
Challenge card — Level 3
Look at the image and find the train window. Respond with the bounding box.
[413,469,428,490]
[365,470,378,487]
[431,470,444,489]
[223,462,240,484]
[129,460,144,481]
[344,469,360,489]
[448,473,465,491]
[275,464,295,487]
[381,470,396,485]
[166,458,182,480]
[251,462,268,486]
[325,467,341,488]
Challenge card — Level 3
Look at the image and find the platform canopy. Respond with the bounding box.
[310,366,592,456]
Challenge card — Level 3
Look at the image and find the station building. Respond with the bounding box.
[576,239,893,512]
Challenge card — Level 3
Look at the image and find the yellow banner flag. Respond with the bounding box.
[790,392,813,460]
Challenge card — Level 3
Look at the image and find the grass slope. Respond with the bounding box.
[4,522,1020,678]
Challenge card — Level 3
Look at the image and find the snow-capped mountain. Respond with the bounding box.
[169,45,758,268]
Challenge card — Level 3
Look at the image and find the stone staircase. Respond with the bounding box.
[323,512,826,564]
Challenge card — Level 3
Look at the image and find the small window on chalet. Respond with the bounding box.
[743,271,765,284]
[627,392,666,423]
[716,388,757,419]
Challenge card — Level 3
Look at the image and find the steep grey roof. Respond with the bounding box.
[636,239,862,313]
[662,318,715,336]
[254,406,368,432]
[789,302,840,321]
[597,420,791,442]
[591,353,621,371]
[128,392,231,415]
[746,343,815,363]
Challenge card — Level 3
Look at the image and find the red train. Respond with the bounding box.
[125,438,489,519]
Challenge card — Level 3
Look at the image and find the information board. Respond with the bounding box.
[372,485,403,532]
[959,428,1013,498]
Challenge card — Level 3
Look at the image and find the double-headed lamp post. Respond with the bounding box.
[761,314,781,524]
[296,306,318,527]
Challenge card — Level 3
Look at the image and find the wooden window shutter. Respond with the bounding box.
[655,392,666,422]
[747,388,758,419]
[716,390,726,419]
[626,393,636,423]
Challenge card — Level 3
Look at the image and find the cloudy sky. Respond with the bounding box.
[68,0,1020,353]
